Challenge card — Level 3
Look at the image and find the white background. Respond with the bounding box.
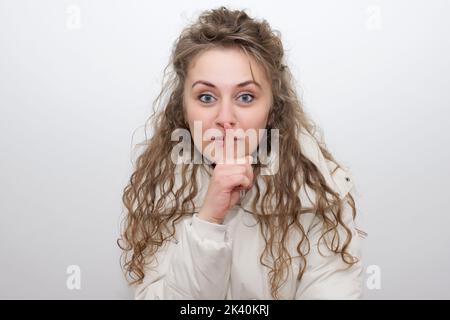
[1,0,449,299]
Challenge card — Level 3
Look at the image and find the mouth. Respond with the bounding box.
[210,136,243,141]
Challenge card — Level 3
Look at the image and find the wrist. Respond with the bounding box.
[198,209,224,224]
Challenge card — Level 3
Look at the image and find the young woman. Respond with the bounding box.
[118,6,365,300]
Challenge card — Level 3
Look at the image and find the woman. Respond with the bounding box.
[118,6,365,300]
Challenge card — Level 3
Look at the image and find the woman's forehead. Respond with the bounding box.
[186,47,268,87]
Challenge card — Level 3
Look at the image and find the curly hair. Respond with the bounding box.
[118,6,366,299]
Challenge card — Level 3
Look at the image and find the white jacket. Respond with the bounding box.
[134,129,363,300]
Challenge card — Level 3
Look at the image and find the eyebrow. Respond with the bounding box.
[191,80,261,89]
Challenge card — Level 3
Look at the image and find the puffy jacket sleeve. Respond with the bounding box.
[295,196,364,299]
[134,213,232,300]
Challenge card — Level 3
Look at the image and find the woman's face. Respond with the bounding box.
[183,47,273,163]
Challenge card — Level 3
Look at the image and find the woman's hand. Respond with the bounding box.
[198,140,254,224]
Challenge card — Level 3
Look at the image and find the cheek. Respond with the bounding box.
[239,109,270,131]
[185,104,213,128]
[185,106,214,150]
[239,109,270,152]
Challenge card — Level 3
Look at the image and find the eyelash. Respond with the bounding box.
[197,93,255,105]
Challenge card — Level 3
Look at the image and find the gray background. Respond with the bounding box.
[1,0,449,299]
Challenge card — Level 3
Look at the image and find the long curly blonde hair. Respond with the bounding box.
[118,6,365,299]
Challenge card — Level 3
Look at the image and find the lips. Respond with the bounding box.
[210,136,243,141]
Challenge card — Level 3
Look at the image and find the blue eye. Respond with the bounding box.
[198,94,216,104]
[238,93,254,104]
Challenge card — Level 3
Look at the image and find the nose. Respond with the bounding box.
[215,102,237,130]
